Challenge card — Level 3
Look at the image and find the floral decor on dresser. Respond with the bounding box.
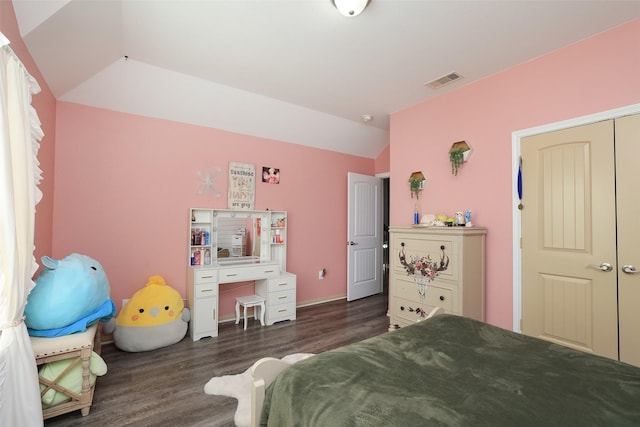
[398,243,449,310]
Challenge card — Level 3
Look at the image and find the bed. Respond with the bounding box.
[250,309,640,426]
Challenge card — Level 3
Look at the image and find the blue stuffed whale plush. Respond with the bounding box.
[25,253,116,337]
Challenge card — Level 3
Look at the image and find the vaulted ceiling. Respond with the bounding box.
[11,0,640,158]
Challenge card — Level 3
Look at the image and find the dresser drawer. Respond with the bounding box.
[218,264,279,283]
[394,277,454,310]
[393,289,454,324]
[392,233,459,284]
[393,297,436,324]
[194,269,218,284]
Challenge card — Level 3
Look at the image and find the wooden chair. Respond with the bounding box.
[30,323,101,419]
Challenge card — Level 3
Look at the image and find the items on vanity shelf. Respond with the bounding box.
[187,209,296,341]
[388,226,486,330]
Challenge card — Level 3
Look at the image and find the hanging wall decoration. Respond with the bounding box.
[196,167,222,198]
[449,140,473,176]
[228,161,255,209]
[262,167,280,184]
[408,171,426,199]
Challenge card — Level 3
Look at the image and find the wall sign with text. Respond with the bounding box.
[228,161,255,210]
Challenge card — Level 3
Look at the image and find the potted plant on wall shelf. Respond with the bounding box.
[408,171,426,199]
[449,141,472,176]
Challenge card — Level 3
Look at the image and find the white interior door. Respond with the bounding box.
[347,172,383,301]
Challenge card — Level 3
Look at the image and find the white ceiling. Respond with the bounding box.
[11,0,640,158]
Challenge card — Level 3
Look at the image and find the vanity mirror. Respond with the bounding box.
[189,208,287,271]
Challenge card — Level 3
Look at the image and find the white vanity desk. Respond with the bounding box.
[187,209,296,341]
[187,258,280,341]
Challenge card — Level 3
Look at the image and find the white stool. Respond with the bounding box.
[235,295,266,330]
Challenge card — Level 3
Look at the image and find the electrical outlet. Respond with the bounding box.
[318,270,324,280]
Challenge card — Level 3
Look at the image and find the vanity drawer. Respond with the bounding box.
[194,269,218,284]
[265,301,296,325]
[194,282,218,298]
[257,273,296,293]
[218,264,279,283]
[268,289,295,306]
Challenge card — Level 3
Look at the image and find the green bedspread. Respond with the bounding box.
[261,314,640,426]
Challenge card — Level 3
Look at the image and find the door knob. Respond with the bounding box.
[589,262,613,272]
[347,241,358,246]
[622,265,639,275]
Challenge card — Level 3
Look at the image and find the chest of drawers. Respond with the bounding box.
[389,226,486,329]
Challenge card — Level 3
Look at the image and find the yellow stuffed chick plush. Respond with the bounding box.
[104,275,190,352]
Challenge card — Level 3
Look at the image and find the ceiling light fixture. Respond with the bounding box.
[332,0,370,17]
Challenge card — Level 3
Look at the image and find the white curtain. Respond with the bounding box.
[0,33,45,426]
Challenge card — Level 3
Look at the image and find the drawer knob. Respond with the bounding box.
[400,306,405,311]
[439,296,445,301]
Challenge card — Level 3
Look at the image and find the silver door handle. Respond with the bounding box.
[589,262,613,272]
[622,265,638,275]
[347,241,358,246]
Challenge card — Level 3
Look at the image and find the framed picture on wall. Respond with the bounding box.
[228,161,255,209]
[262,167,280,184]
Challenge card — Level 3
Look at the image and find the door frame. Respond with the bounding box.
[511,102,640,332]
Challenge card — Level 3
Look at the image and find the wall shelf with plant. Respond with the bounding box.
[449,141,472,176]
[408,171,426,199]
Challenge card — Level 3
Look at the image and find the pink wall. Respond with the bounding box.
[390,19,640,329]
[54,103,374,319]
[8,0,638,330]
[1,1,57,263]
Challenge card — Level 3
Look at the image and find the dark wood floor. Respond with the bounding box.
[43,292,389,427]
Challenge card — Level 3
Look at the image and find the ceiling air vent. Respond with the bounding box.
[425,72,463,89]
